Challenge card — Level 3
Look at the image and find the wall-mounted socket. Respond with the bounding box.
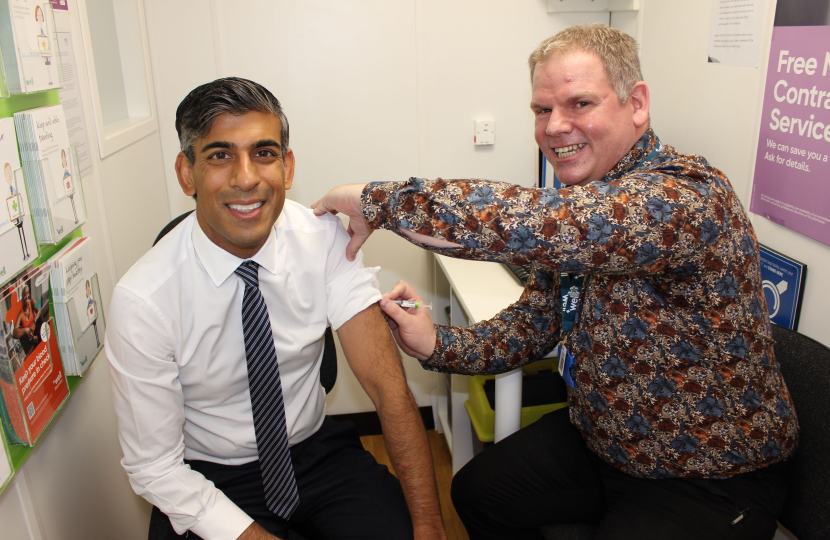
[474,119,495,145]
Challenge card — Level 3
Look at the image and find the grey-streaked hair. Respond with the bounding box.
[175,77,289,164]
[528,24,643,104]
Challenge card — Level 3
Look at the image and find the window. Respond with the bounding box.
[77,0,157,157]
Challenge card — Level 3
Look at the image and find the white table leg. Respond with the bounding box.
[494,368,523,442]
[450,374,474,475]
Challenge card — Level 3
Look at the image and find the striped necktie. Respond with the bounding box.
[235,261,299,518]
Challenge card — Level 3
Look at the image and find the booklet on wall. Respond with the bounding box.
[49,237,104,376]
[14,104,86,244]
[0,117,37,288]
[0,263,69,446]
[0,0,61,95]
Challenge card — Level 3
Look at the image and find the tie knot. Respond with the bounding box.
[235,261,260,289]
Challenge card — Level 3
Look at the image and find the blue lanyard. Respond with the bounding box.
[632,137,662,173]
[559,273,583,389]
[558,139,660,387]
[560,273,585,333]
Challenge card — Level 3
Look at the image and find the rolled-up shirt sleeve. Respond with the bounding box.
[323,215,382,330]
[105,286,252,540]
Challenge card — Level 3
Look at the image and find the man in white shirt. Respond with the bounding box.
[105,78,445,540]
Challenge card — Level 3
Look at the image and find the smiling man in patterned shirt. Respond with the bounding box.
[313,24,798,540]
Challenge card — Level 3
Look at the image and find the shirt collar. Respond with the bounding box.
[192,214,282,287]
[602,128,660,182]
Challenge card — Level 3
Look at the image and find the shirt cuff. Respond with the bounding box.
[362,181,396,231]
[188,491,253,540]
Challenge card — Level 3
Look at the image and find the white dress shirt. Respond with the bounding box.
[105,201,381,540]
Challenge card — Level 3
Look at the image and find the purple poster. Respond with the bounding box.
[750,26,830,246]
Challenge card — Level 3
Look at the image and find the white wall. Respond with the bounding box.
[145,0,608,414]
[640,0,829,347]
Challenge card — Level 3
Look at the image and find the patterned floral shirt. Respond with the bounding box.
[361,129,798,479]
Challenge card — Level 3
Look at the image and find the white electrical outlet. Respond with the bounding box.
[474,119,495,145]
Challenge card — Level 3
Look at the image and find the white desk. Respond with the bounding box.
[431,254,535,474]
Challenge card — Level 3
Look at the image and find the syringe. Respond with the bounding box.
[390,299,433,310]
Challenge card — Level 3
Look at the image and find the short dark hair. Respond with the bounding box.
[175,77,289,164]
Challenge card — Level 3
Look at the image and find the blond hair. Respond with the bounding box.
[528,24,643,104]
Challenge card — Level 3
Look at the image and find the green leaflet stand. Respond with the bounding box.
[0,87,85,486]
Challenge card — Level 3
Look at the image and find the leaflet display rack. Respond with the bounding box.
[1,117,40,288]
[15,103,87,244]
[0,262,70,447]
[19,145,86,245]
[49,236,104,377]
[0,1,64,96]
[0,86,95,494]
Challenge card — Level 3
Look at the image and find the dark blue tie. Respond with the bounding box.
[235,261,299,518]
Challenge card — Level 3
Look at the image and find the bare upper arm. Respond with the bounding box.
[336,303,407,401]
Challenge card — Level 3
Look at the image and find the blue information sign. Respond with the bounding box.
[538,150,562,189]
[759,245,807,331]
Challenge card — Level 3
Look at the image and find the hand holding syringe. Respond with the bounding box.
[379,280,437,361]
[390,299,432,310]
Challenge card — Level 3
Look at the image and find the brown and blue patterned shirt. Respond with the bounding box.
[361,129,798,479]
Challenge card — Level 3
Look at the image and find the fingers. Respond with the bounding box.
[384,312,400,332]
[378,296,409,325]
[311,189,338,216]
[311,184,367,216]
[345,235,367,262]
[377,294,437,361]
[310,195,332,216]
[313,184,373,261]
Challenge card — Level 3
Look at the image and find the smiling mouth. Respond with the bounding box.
[228,202,264,213]
[554,144,586,159]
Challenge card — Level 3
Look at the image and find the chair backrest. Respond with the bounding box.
[772,324,830,540]
[153,211,338,393]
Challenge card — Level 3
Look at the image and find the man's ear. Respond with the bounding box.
[175,152,197,197]
[283,148,295,191]
[629,81,650,128]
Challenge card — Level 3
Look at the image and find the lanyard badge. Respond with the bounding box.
[560,274,584,333]
[558,273,584,388]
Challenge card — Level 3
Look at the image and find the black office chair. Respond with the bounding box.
[149,211,338,540]
[772,324,830,540]
[541,324,830,540]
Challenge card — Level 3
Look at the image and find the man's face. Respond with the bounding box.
[176,111,294,259]
[4,164,11,186]
[531,50,648,187]
[61,151,67,169]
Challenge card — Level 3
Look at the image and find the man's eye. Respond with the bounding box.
[209,151,230,160]
[535,109,551,116]
[254,149,280,160]
[575,101,590,108]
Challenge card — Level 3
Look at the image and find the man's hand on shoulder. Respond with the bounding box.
[237,522,282,540]
[311,183,371,261]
